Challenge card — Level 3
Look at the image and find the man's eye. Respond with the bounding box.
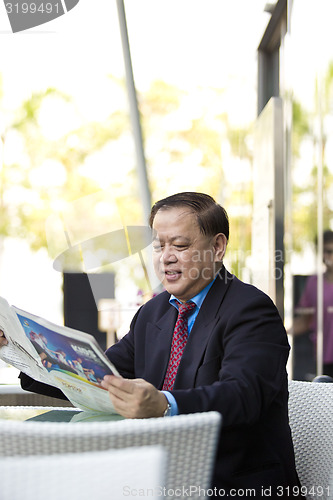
[153,245,162,251]
[174,245,187,249]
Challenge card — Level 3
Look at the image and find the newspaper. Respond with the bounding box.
[0,297,120,414]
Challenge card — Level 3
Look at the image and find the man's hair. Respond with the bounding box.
[324,230,333,245]
[315,230,333,247]
[149,192,229,241]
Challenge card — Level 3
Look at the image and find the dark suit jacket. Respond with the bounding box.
[21,267,301,495]
[105,267,300,494]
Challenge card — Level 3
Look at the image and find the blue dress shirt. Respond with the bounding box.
[162,277,216,416]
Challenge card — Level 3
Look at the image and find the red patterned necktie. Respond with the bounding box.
[162,301,196,391]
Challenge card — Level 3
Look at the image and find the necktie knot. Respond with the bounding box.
[178,301,196,318]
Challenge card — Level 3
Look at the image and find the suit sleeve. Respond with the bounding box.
[170,292,290,428]
[19,372,69,400]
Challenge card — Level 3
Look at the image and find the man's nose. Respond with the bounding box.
[160,246,177,263]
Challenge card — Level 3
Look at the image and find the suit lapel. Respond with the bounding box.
[173,267,233,389]
[144,305,178,389]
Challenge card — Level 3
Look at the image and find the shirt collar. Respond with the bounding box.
[169,276,216,311]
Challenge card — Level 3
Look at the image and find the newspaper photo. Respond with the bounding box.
[0,297,120,414]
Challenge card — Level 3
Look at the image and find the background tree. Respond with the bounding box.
[0,75,256,293]
[291,61,333,253]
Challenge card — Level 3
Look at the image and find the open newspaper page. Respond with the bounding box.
[0,297,50,384]
[0,297,120,414]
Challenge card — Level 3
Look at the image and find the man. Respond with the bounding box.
[292,230,333,377]
[0,192,301,496]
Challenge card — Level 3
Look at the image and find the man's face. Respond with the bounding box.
[152,206,226,302]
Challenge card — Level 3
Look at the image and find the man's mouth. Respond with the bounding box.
[164,270,182,280]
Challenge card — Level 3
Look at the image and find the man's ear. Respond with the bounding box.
[213,233,227,262]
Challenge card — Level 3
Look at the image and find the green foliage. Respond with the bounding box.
[0,86,131,250]
[227,126,253,160]
[291,61,333,253]
[291,99,310,157]
[139,80,184,116]
[0,75,256,288]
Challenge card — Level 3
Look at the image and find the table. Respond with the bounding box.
[0,406,124,422]
[0,406,221,500]
[0,384,74,407]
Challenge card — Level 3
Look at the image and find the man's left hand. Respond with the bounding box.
[0,330,8,347]
[101,375,168,419]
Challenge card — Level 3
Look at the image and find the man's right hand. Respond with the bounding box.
[0,330,8,347]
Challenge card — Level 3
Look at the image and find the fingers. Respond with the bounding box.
[102,376,141,418]
[101,376,166,419]
[102,376,147,399]
[101,376,143,408]
[0,330,8,346]
[102,375,142,393]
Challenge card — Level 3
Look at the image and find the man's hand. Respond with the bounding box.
[101,375,168,419]
[0,330,8,347]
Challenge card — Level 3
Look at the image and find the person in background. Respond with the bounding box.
[0,192,302,497]
[292,229,333,377]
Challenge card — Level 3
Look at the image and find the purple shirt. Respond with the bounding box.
[297,275,333,363]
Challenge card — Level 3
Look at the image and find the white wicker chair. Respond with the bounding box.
[0,410,221,499]
[329,472,333,500]
[0,446,165,500]
[288,380,333,499]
